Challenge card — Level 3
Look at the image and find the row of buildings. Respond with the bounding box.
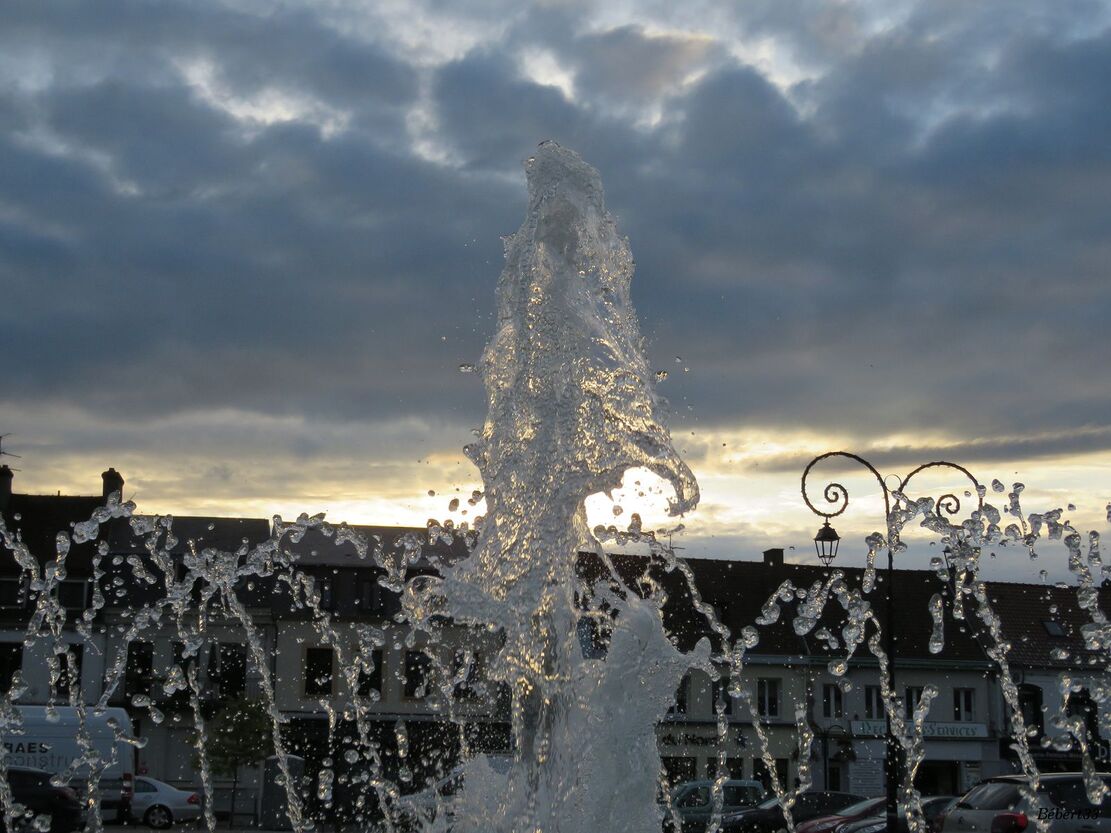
[0,465,1107,822]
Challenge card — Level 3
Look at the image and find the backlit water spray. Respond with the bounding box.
[423,141,707,832]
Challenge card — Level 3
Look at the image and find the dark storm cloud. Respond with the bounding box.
[1,0,1109,462]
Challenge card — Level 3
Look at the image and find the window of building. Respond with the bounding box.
[125,641,154,697]
[359,577,376,609]
[358,575,400,618]
[208,643,247,700]
[953,688,975,722]
[404,651,432,699]
[753,758,789,792]
[356,649,383,698]
[1017,684,1044,736]
[304,647,334,697]
[0,643,22,694]
[317,576,334,611]
[713,676,734,716]
[904,686,925,719]
[359,576,398,615]
[725,758,745,779]
[58,580,89,612]
[172,641,197,675]
[159,641,196,709]
[452,650,484,700]
[669,674,690,716]
[1067,688,1101,740]
[577,617,608,659]
[823,684,844,719]
[864,685,883,720]
[827,762,843,792]
[53,644,83,700]
[0,578,24,609]
[661,756,697,786]
[757,679,780,718]
[1043,620,1066,637]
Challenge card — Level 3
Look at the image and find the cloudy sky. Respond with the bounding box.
[2,0,1109,580]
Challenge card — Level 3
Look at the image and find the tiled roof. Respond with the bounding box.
[592,554,988,663]
[273,524,471,569]
[981,580,1109,670]
[2,488,1105,674]
[108,515,273,554]
[1,493,122,571]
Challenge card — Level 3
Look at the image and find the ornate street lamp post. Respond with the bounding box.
[801,453,982,833]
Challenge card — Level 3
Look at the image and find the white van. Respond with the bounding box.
[4,706,136,823]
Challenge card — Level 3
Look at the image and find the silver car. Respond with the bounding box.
[941,774,1111,833]
[130,776,203,829]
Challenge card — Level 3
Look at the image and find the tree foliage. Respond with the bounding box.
[202,697,274,776]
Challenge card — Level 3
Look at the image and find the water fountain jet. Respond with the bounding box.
[429,140,707,833]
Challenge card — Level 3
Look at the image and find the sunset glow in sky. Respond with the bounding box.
[2,0,1109,584]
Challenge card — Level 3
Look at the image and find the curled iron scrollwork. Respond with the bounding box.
[898,461,983,521]
[801,451,891,522]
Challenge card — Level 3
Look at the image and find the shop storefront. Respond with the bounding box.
[658,724,795,790]
[846,720,1000,796]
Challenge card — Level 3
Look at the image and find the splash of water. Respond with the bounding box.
[433,141,704,832]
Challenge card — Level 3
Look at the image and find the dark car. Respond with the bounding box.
[837,796,958,833]
[722,791,868,833]
[941,773,1111,833]
[665,780,767,831]
[1,766,85,833]
[796,797,886,833]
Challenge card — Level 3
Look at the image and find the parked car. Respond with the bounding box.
[940,773,1111,833]
[385,753,515,833]
[722,791,867,833]
[12,706,135,823]
[1,766,85,833]
[837,796,957,833]
[797,797,886,833]
[666,780,765,830]
[130,776,202,829]
[930,799,961,833]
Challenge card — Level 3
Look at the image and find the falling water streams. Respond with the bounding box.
[0,142,1108,833]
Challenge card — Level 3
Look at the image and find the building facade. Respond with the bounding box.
[1,465,1108,823]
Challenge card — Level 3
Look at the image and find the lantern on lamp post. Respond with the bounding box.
[813,520,841,567]
[800,452,983,833]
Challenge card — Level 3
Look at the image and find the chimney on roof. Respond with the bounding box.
[763,547,784,567]
[0,465,11,511]
[101,467,124,500]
